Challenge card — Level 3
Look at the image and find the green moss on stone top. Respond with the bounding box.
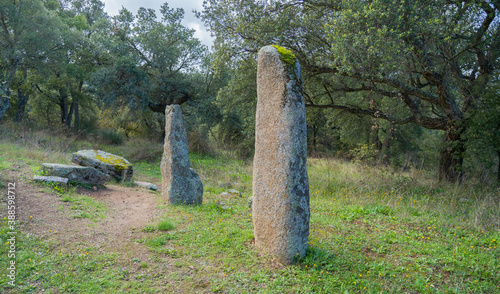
[271,45,297,69]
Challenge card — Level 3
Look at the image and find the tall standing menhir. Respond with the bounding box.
[252,45,310,264]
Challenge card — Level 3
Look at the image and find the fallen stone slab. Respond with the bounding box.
[134,181,158,191]
[71,150,133,182]
[42,163,110,185]
[33,175,69,185]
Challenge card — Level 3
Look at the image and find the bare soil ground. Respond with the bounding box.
[5,163,165,263]
[1,162,227,293]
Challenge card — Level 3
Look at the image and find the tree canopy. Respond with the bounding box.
[201,0,500,181]
[90,3,207,114]
[0,0,498,182]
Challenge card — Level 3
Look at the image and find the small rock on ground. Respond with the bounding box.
[220,189,242,198]
[33,175,69,185]
[216,200,231,210]
[134,181,158,191]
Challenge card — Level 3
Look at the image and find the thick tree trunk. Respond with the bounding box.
[378,123,394,166]
[14,89,29,122]
[496,150,500,183]
[0,96,10,121]
[311,125,318,149]
[65,100,75,128]
[58,87,69,125]
[74,101,80,130]
[0,64,18,122]
[372,125,383,151]
[438,128,466,182]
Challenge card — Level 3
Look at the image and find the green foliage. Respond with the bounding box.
[202,0,500,181]
[144,234,176,248]
[1,0,219,149]
[210,58,257,156]
[97,129,125,145]
[349,144,378,162]
[463,82,500,180]
[89,3,207,113]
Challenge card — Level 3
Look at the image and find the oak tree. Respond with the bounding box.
[201,0,500,181]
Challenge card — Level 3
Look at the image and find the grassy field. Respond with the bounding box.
[0,125,499,293]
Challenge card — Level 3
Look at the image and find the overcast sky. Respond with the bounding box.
[100,0,213,48]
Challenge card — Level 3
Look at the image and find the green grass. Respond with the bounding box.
[157,219,175,231]
[0,224,156,292]
[1,126,499,293]
[141,224,157,232]
[64,193,107,220]
[38,183,107,221]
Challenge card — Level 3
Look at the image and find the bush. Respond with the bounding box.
[349,144,378,162]
[122,138,163,163]
[188,131,215,156]
[97,129,124,145]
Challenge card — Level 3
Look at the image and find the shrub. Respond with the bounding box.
[188,131,215,156]
[349,144,378,162]
[122,138,163,163]
[98,129,125,145]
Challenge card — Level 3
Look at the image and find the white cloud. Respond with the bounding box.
[188,22,212,49]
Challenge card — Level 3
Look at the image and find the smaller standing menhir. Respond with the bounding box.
[161,105,203,205]
[252,45,310,264]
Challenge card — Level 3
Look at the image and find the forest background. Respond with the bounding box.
[1,0,499,184]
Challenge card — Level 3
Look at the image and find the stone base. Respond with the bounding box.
[42,163,110,185]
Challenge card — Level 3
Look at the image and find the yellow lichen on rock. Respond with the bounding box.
[93,150,131,171]
[72,150,133,182]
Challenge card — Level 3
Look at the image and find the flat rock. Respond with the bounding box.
[134,181,158,191]
[221,189,242,198]
[227,189,242,197]
[71,150,133,182]
[218,182,233,189]
[42,163,110,185]
[33,175,69,185]
[216,200,231,210]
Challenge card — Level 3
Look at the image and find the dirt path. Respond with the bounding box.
[9,166,164,261]
[0,163,217,293]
